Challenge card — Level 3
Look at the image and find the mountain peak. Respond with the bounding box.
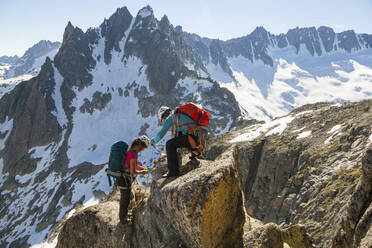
[160,14,170,25]
[252,26,268,33]
[113,6,130,16]
[66,21,74,30]
[137,5,154,19]
[21,40,60,59]
[175,25,183,33]
[104,6,132,25]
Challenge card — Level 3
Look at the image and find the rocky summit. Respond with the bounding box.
[1,4,372,248]
[55,99,372,248]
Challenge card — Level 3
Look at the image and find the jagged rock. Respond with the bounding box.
[100,7,133,64]
[56,155,244,248]
[124,6,201,95]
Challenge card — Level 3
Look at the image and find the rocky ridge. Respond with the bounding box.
[55,99,372,248]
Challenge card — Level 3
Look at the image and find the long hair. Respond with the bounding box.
[129,138,147,150]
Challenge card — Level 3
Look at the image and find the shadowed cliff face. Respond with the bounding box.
[0,58,60,175]
[229,100,372,247]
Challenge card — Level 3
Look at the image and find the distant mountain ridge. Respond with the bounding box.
[177,25,372,120]
[3,40,61,78]
[180,25,372,67]
[0,55,19,65]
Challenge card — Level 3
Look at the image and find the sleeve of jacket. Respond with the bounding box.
[151,115,173,144]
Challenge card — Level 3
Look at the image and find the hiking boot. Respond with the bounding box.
[189,152,204,160]
[162,171,179,178]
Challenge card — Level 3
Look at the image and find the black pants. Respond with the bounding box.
[117,175,132,223]
[166,135,193,175]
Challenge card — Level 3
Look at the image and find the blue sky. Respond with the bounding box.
[1,0,371,56]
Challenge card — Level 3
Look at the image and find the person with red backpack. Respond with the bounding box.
[151,103,211,178]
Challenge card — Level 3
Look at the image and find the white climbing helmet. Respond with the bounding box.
[139,135,151,147]
[157,106,172,122]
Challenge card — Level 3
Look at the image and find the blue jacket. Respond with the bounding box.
[151,113,197,144]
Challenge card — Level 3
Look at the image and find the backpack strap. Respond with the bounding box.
[178,122,195,127]
[177,111,201,135]
[179,122,201,135]
[106,169,113,187]
[195,112,203,125]
[106,169,131,186]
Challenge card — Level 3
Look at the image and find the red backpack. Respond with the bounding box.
[175,102,211,153]
[176,102,211,129]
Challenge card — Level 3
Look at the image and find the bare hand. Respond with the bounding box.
[137,170,148,175]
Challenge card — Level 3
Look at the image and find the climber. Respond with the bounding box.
[118,135,150,224]
[151,103,211,178]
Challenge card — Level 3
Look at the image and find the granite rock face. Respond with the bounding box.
[57,155,244,248]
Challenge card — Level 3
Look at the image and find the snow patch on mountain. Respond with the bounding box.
[328,124,341,134]
[206,62,233,83]
[0,117,13,151]
[230,114,295,143]
[51,66,67,128]
[297,130,312,139]
[0,63,11,80]
[138,7,152,18]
